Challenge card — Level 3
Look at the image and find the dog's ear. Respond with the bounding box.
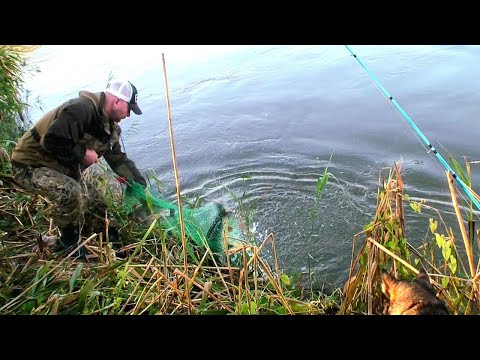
[415,268,432,287]
[381,270,397,300]
[415,267,433,291]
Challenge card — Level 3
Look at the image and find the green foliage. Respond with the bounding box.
[0,46,36,155]
[446,151,470,187]
[0,47,25,117]
[307,152,335,291]
[343,159,480,315]
[69,263,84,292]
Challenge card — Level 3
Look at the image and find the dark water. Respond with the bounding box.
[24,45,480,286]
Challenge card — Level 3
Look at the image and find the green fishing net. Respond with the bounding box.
[122,180,251,267]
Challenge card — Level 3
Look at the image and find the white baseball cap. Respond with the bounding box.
[105,79,142,115]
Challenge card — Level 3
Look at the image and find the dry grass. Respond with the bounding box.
[0,170,339,315]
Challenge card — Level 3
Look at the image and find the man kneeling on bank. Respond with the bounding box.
[11,78,147,258]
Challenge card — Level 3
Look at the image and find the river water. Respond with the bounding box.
[22,45,480,287]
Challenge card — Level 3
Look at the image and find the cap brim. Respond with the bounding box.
[129,103,142,115]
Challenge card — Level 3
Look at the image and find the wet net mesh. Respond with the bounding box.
[122,181,250,266]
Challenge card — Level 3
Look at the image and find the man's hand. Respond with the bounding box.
[136,175,147,188]
[83,149,99,166]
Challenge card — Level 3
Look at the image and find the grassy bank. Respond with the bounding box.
[0,46,340,315]
[0,164,340,315]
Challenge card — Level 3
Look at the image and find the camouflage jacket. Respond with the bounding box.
[11,90,146,186]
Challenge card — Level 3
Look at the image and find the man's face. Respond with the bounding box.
[111,98,131,122]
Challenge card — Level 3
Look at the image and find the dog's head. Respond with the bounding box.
[381,269,449,315]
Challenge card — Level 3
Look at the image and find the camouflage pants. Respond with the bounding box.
[12,165,108,229]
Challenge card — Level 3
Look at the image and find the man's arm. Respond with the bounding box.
[103,142,147,187]
[41,102,92,164]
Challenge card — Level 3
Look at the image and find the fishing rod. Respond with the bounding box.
[344,45,480,212]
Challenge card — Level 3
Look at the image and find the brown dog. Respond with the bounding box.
[381,269,449,315]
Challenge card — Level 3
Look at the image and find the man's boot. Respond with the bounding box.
[56,224,88,259]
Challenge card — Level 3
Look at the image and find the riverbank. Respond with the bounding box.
[1,45,478,315]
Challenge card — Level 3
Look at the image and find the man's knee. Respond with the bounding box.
[30,167,84,224]
[12,164,35,190]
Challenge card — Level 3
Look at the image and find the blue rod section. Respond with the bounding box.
[345,45,480,211]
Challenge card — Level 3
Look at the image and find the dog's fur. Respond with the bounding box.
[381,269,449,315]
